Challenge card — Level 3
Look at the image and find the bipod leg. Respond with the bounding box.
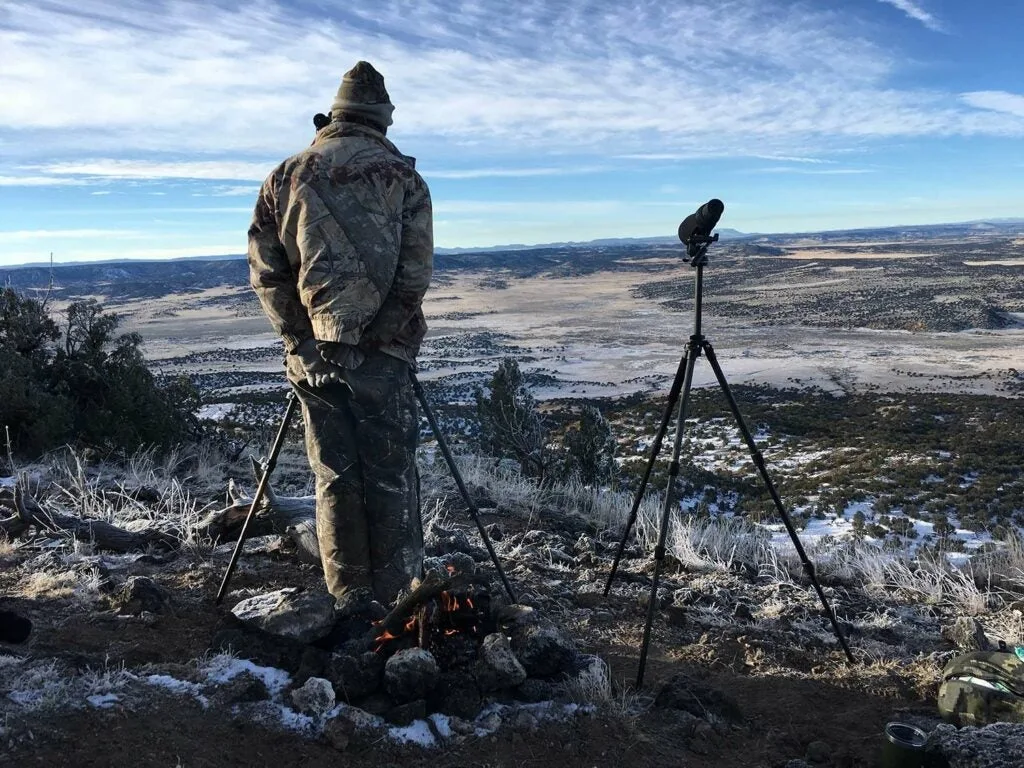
[701,340,857,665]
[215,389,300,605]
[604,345,692,596]
[637,336,701,688]
[410,372,517,603]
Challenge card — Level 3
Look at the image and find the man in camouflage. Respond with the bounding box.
[247,61,432,605]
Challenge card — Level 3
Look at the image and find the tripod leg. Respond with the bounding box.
[701,341,856,665]
[215,389,300,605]
[637,339,700,688]
[410,372,517,603]
[604,346,692,596]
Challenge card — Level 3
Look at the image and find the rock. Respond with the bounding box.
[424,526,481,560]
[323,705,387,750]
[805,740,831,764]
[291,676,336,715]
[477,711,502,733]
[231,588,336,644]
[926,722,1024,768]
[115,576,169,615]
[433,670,483,719]
[941,617,990,652]
[384,648,440,703]
[325,651,383,702]
[423,551,478,579]
[294,646,329,685]
[515,678,556,703]
[209,671,270,706]
[510,709,538,731]
[475,633,528,691]
[733,603,754,622]
[508,618,577,678]
[386,699,427,726]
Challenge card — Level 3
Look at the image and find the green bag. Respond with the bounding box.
[937,648,1024,727]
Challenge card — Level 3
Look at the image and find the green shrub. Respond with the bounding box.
[0,289,199,457]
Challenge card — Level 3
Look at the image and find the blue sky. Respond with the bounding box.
[1,0,1023,266]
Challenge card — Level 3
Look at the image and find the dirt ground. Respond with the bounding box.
[0,549,930,768]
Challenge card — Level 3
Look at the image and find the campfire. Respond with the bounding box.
[370,559,495,664]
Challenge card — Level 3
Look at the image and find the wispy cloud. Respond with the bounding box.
[426,166,605,180]
[0,175,89,187]
[0,229,144,243]
[0,0,1018,182]
[756,167,876,175]
[33,160,277,181]
[961,91,1024,118]
[876,0,945,32]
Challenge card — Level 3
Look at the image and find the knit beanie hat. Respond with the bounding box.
[331,61,395,128]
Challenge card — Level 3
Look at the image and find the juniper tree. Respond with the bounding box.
[0,289,199,456]
[563,404,617,486]
[474,357,556,480]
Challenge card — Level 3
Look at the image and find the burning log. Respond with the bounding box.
[377,571,451,638]
[1,485,177,553]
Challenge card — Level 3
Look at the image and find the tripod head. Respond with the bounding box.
[678,199,724,266]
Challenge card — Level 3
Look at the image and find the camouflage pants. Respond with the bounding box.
[291,353,423,604]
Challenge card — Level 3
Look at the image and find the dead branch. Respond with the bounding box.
[194,477,318,563]
[7,485,178,553]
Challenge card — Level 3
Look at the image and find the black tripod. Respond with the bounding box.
[603,200,856,687]
[215,374,516,605]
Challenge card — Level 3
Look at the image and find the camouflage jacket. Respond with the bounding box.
[247,121,433,365]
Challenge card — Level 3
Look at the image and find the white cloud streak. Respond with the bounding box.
[33,160,278,181]
[961,91,1024,118]
[0,229,145,243]
[876,0,945,32]
[0,0,1018,182]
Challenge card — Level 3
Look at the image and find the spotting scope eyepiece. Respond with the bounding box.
[678,198,725,244]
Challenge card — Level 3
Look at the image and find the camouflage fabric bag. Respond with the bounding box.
[937,648,1024,726]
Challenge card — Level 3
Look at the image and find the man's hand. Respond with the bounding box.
[317,341,365,371]
[294,338,347,388]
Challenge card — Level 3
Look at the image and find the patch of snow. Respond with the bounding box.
[276,705,316,733]
[203,655,291,697]
[0,476,14,488]
[145,674,209,708]
[428,713,453,739]
[389,719,437,747]
[197,403,237,421]
[87,693,120,708]
[7,690,42,707]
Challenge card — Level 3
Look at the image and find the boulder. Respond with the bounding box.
[474,633,527,691]
[508,616,577,678]
[384,648,440,703]
[231,588,336,644]
[325,651,383,701]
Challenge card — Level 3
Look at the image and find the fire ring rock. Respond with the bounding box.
[230,588,336,644]
[326,651,383,702]
[290,676,336,715]
[384,648,440,703]
[509,618,578,678]
[475,632,527,691]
